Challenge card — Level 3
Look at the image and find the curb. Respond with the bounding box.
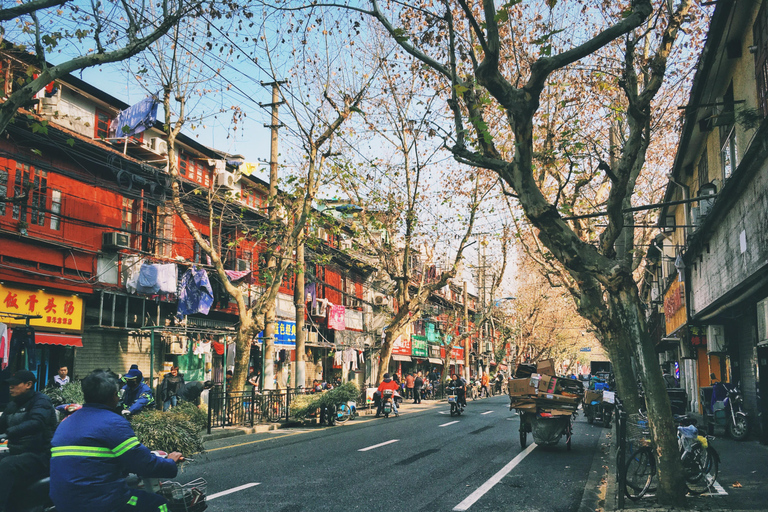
[579,425,612,512]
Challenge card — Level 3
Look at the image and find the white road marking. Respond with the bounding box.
[439,411,449,415]
[439,421,460,427]
[481,411,494,415]
[358,439,399,452]
[207,482,261,501]
[453,443,537,511]
[703,481,728,496]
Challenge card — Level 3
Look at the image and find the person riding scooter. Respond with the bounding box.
[375,373,400,417]
[0,369,57,512]
[120,365,155,416]
[50,369,182,512]
[447,374,467,409]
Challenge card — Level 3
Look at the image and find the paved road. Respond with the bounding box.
[178,395,605,511]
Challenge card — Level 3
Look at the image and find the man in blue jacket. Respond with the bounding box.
[50,369,181,512]
[120,365,155,415]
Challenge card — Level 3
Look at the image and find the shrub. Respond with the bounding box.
[130,408,205,455]
[290,382,359,419]
[45,382,84,406]
[167,402,207,430]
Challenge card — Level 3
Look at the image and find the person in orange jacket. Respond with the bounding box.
[376,373,400,417]
[480,372,490,398]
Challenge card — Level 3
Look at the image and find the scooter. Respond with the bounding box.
[447,391,464,416]
[381,389,399,418]
[708,381,750,440]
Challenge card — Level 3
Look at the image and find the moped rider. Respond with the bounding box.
[447,374,467,409]
[0,370,57,512]
[375,373,400,417]
[50,369,182,512]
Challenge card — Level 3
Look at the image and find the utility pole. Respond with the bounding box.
[294,238,306,389]
[463,281,470,381]
[260,80,286,390]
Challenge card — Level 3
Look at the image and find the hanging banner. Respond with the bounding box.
[411,335,428,357]
[0,284,83,333]
[392,335,412,356]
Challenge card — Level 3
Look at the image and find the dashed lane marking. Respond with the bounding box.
[439,421,460,427]
[453,443,538,511]
[358,439,399,452]
[481,411,494,415]
[207,482,261,501]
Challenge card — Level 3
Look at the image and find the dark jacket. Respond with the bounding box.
[120,381,155,414]
[414,376,424,389]
[178,381,205,402]
[50,403,178,512]
[0,389,57,455]
[158,373,185,402]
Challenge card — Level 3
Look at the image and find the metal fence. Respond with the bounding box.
[206,382,456,433]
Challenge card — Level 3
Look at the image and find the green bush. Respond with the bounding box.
[290,382,359,419]
[130,408,205,455]
[44,382,84,406]
[167,402,207,430]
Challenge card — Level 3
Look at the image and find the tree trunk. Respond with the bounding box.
[377,319,408,384]
[232,312,254,392]
[601,332,642,414]
[612,285,686,506]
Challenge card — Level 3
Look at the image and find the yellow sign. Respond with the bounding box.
[0,284,84,333]
[664,279,686,336]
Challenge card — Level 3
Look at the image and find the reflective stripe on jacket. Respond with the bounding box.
[50,403,177,512]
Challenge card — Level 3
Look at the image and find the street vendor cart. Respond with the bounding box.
[509,361,583,450]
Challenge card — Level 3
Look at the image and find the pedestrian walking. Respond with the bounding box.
[480,372,490,398]
[405,372,415,400]
[159,365,184,411]
[413,371,423,404]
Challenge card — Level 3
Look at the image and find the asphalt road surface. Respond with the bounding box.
[178,395,604,512]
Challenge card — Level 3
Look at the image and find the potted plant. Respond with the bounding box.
[17,220,28,235]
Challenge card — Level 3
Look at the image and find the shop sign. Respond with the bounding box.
[0,284,83,333]
[411,335,427,357]
[664,279,686,335]
[450,346,464,360]
[392,335,411,356]
[275,320,296,346]
[429,344,441,358]
[689,325,707,347]
[345,309,363,331]
[426,322,437,342]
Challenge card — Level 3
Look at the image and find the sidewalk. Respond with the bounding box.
[201,396,448,443]
[582,422,768,512]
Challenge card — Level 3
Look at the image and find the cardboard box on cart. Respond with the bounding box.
[537,358,556,376]
[509,378,538,396]
[585,389,603,404]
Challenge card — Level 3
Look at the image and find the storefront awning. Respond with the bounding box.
[428,357,443,365]
[391,355,412,362]
[35,333,83,347]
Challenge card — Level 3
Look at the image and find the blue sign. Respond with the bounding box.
[579,347,592,352]
[256,320,296,347]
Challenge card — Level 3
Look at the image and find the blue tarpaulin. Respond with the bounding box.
[110,97,158,138]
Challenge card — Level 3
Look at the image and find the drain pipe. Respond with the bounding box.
[667,173,690,244]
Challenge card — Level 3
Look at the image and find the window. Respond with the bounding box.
[12,162,30,221]
[30,170,47,226]
[755,0,768,117]
[50,190,61,230]
[698,145,708,190]
[95,109,112,139]
[156,206,174,258]
[719,84,738,180]
[121,197,133,231]
[0,167,7,217]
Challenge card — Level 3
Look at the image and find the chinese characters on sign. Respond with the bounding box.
[0,284,84,332]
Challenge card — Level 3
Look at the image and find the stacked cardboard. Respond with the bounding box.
[508,369,581,413]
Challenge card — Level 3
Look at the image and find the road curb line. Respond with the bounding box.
[579,426,612,512]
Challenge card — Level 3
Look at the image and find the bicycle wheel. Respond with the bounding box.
[624,447,655,500]
[684,446,718,494]
[335,403,352,424]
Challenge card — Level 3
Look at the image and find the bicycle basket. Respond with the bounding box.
[626,414,651,444]
[159,478,208,512]
[447,395,457,403]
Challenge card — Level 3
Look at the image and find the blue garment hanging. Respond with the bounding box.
[177,267,214,317]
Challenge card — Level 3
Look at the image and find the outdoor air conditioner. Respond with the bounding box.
[147,137,168,155]
[484,342,493,352]
[236,258,250,271]
[707,324,726,353]
[215,170,236,190]
[310,301,327,317]
[102,231,130,250]
[373,294,389,306]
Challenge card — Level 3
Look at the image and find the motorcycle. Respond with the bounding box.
[707,381,750,440]
[447,388,464,416]
[381,389,399,418]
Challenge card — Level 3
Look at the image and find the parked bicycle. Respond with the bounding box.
[623,411,719,500]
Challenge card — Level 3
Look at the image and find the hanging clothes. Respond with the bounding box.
[123,255,143,294]
[177,267,214,317]
[0,323,8,370]
[333,350,343,367]
[224,270,251,282]
[226,342,236,370]
[211,341,225,355]
[328,305,346,330]
[305,283,317,309]
[156,263,178,294]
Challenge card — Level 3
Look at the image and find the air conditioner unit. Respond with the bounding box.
[373,294,389,306]
[102,231,130,250]
[146,137,168,155]
[484,342,493,352]
[317,227,328,241]
[707,324,726,353]
[310,302,327,317]
[236,258,250,271]
[215,170,236,190]
[757,298,768,345]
